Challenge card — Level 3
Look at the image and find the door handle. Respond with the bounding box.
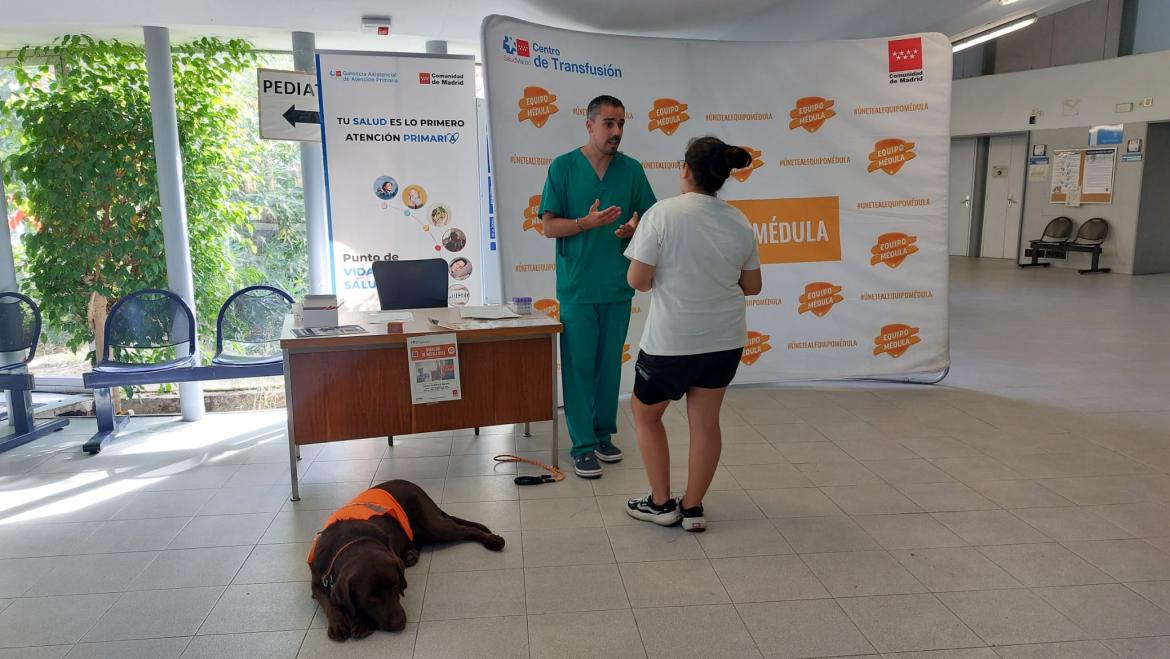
[1007,197,1017,207]
[961,195,971,208]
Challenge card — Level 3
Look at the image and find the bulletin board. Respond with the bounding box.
[1050,147,1116,204]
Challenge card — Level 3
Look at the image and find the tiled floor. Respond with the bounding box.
[2,257,1170,658]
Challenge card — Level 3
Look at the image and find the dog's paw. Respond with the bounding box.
[327,621,351,642]
[484,534,506,551]
[403,549,420,566]
[351,622,374,639]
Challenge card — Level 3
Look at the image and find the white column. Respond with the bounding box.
[1,162,19,398]
[0,162,17,293]
[144,26,204,422]
[293,31,330,295]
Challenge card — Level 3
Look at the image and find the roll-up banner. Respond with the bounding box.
[483,16,951,385]
[316,51,483,310]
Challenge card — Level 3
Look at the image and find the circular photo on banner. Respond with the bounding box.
[373,176,399,200]
[403,185,427,209]
[428,203,451,228]
[442,228,467,253]
[449,257,473,281]
[448,284,470,307]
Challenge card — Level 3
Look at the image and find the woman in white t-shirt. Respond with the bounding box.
[623,136,762,531]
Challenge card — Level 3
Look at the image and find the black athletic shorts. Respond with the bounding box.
[633,348,744,406]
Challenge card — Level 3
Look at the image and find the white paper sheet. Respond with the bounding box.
[365,311,415,322]
[458,305,520,320]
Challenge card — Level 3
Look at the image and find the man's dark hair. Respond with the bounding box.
[586,95,624,120]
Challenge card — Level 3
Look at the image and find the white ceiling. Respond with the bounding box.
[0,0,1092,57]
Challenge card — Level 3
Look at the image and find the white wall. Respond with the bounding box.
[952,49,1170,136]
[1019,124,1146,275]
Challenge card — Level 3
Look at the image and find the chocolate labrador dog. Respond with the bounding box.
[308,479,504,641]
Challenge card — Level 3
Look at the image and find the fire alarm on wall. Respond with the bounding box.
[361,16,392,36]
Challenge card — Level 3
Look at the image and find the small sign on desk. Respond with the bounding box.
[407,333,462,404]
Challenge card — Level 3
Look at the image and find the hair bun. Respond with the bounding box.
[724,146,752,170]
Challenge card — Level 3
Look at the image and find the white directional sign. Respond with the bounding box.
[257,68,320,141]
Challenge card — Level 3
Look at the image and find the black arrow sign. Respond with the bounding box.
[282,104,320,127]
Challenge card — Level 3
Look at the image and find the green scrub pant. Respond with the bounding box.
[559,301,631,458]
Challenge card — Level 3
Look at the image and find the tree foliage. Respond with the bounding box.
[1,35,258,354]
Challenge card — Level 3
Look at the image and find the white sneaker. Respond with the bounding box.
[625,493,681,526]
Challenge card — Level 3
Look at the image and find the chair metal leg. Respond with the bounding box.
[0,389,69,455]
[13,390,34,434]
[83,387,127,454]
[474,427,479,436]
[387,435,394,447]
[524,422,531,438]
[1079,247,1111,274]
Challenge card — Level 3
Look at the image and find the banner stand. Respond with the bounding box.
[315,50,484,310]
[483,15,952,388]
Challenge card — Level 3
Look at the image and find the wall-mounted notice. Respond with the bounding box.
[1081,149,1116,196]
[1051,148,1115,204]
[407,333,461,404]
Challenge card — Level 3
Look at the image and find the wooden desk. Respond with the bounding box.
[280,308,561,500]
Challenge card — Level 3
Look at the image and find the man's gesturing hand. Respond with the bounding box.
[581,198,622,231]
[614,211,639,239]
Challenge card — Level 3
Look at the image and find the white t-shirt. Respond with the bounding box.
[624,192,761,356]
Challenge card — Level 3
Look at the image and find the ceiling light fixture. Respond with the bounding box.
[952,14,1037,52]
[999,0,1022,5]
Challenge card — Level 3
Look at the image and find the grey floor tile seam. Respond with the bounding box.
[972,538,1124,551]
[524,569,532,659]
[928,509,1053,543]
[189,581,245,637]
[935,584,1094,648]
[144,463,247,493]
[624,600,658,659]
[77,635,198,657]
[902,590,1001,652]
[1121,581,1170,615]
[788,550,849,601]
[413,523,435,636]
[736,598,867,657]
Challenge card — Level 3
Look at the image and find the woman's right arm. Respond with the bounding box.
[738,268,762,296]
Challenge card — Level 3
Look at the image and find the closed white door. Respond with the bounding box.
[980,134,1028,259]
[948,138,977,256]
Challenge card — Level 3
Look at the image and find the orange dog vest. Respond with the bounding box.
[307,488,414,565]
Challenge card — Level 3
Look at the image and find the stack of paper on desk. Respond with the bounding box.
[365,311,415,323]
[458,305,520,320]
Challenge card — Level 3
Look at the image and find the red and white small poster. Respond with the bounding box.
[407,333,462,404]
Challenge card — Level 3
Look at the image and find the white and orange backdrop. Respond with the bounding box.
[482,15,951,386]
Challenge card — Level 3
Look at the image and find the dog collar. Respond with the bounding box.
[320,536,381,590]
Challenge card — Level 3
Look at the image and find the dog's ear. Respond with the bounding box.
[329,564,357,619]
[390,553,407,593]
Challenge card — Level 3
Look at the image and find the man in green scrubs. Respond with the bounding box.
[539,95,657,478]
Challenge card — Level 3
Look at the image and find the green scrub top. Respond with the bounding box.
[539,149,657,304]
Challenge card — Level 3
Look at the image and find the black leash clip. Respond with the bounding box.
[514,474,556,486]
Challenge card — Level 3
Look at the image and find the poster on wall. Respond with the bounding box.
[482,15,951,384]
[1050,148,1115,204]
[316,51,482,310]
